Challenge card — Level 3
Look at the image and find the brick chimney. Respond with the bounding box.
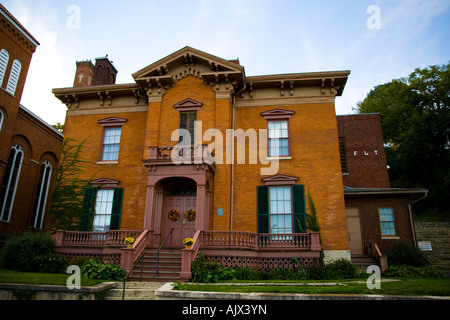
[92,55,118,86]
[73,60,94,87]
[73,55,118,87]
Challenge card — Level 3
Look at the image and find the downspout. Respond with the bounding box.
[408,191,428,247]
[230,83,246,231]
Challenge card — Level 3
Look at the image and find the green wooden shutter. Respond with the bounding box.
[293,185,307,233]
[257,185,269,233]
[80,188,95,231]
[109,188,124,230]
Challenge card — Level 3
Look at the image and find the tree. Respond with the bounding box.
[356,63,450,217]
[47,138,98,231]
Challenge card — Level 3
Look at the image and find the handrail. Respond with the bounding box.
[154,228,174,277]
[121,230,150,300]
[122,252,145,300]
[370,242,388,273]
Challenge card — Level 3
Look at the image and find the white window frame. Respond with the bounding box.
[0,49,9,87]
[269,186,293,234]
[6,59,21,96]
[92,189,114,232]
[0,145,24,222]
[101,127,122,161]
[31,160,52,229]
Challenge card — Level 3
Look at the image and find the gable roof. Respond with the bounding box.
[132,46,246,89]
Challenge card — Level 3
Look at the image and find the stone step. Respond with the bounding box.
[105,282,164,300]
[351,255,379,272]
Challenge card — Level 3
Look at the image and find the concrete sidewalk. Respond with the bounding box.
[155,282,450,301]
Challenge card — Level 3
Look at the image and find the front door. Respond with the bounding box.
[164,196,196,248]
[346,208,363,255]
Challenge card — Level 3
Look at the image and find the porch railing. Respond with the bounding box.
[54,230,142,247]
[179,231,321,280]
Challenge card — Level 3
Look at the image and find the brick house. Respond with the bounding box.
[337,114,427,254]
[0,5,63,236]
[52,47,425,280]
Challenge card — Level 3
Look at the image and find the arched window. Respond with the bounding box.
[0,49,10,87]
[6,59,22,96]
[0,145,24,222]
[0,110,4,133]
[31,160,52,229]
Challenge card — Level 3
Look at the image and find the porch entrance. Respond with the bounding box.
[163,195,196,248]
[346,208,363,254]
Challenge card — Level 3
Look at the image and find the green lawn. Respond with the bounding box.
[0,268,105,287]
[176,278,450,297]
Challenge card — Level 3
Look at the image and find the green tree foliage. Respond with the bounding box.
[47,138,98,231]
[356,63,450,217]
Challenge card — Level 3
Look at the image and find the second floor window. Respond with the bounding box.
[268,120,290,156]
[179,111,197,145]
[101,127,122,161]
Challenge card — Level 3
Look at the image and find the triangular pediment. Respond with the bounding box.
[260,109,295,119]
[174,98,203,110]
[132,46,245,89]
[98,117,128,127]
[262,174,299,185]
[90,178,120,187]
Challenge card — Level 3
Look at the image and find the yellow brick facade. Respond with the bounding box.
[54,47,351,259]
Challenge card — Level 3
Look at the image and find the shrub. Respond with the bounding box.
[34,252,68,274]
[384,265,445,278]
[322,258,359,279]
[386,241,430,267]
[234,266,261,281]
[1,232,57,272]
[80,259,125,281]
[191,254,224,283]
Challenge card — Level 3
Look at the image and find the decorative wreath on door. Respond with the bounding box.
[185,209,196,222]
[168,209,180,221]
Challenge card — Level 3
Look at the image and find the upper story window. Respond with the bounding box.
[179,111,197,145]
[102,128,122,161]
[174,98,203,146]
[6,59,21,96]
[268,121,290,156]
[98,117,127,162]
[0,49,10,87]
[31,160,52,229]
[0,144,24,222]
[261,109,294,157]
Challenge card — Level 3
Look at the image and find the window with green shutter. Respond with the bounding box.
[257,184,306,234]
[79,187,123,231]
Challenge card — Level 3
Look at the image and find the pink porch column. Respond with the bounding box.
[143,185,155,230]
[195,184,207,231]
[179,249,193,281]
[310,232,321,251]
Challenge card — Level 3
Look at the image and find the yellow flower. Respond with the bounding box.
[124,237,135,245]
[183,238,194,245]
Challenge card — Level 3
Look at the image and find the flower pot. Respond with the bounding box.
[127,244,133,248]
[185,245,192,250]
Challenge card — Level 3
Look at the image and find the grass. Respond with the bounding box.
[176,278,450,297]
[0,268,105,287]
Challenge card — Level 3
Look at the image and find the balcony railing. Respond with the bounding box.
[146,144,214,164]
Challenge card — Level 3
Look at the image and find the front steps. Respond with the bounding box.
[351,254,379,272]
[105,281,164,300]
[126,248,182,282]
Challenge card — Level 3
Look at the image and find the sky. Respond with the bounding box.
[3,0,450,126]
